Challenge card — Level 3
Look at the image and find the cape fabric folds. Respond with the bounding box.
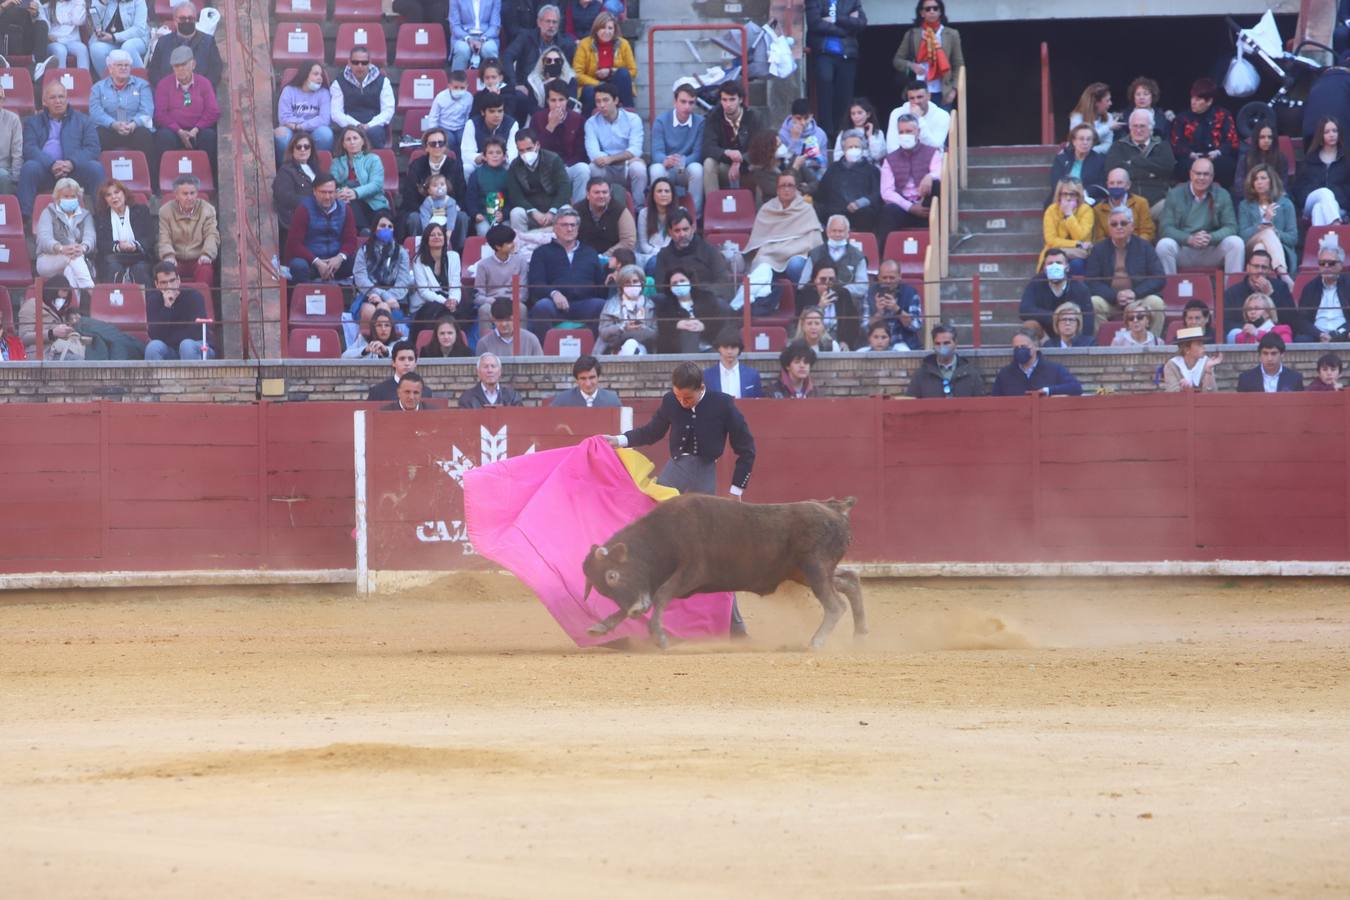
[464,435,734,646]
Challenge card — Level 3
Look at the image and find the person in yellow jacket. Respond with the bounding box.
[573,12,636,115]
[1091,167,1156,242]
[1040,178,1094,275]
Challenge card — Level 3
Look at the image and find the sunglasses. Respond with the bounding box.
[922,4,940,9]
[1320,259,1342,267]
[425,140,445,147]
[294,143,312,150]
[1127,314,1150,321]
[351,59,370,66]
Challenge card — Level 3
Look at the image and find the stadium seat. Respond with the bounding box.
[395,24,449,67]
[372,147,399,199]
[275,0,326,21]
[336,23,387,67]
[287,326,343,358]
[272,23,324,65]
[676,192,695,219]
[1291,270,1318,302]
[1163,318,1193,342]
[33,193,87,223]
[1095,320,1125,346]
[461,235,488,268]
[851,232,880,274]
[1162,272,1216,311]
[334,0,382,20]
[158,151,215,194]
[752,279,796,331]
[101,152,152,194]
[543,327,595,358]
[288,283,345,326]
[0,239,33,287]
[463,67,478,93]
[703,189,755,235]
[746,325,787,352]
[0,67,35,113]
[1277,135,1297,178]
[1301,225,1350,270]
[0,195,21,237]
[152,0,175,21]
[43,68,92,112]
[0,285,12,332]
[396,69,447,128]
[316,150,333,172]
[89,283,148,336]
[415,327,435,353]
[883,229,929,278]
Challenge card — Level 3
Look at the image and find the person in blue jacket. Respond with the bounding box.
[991,328,1084,397]
[703,327,765,399]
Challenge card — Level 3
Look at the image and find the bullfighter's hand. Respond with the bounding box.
[602,434,623,447]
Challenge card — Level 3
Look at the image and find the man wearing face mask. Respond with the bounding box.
[1019,248,1095,338]
[147,2,221,88]
[907,323,985,398]
[816,130,880,233]
[879,113,940,244]
[507,128,572,232]
[991,329,1084,397]
[1093,168,1154,242]
[653,208,732,304]
[800,215,869,310]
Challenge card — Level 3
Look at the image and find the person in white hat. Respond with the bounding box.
[1160,326,1221,392]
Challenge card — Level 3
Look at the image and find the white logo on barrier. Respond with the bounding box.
[422,425,536,553]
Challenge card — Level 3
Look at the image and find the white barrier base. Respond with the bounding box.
[0,569,357,591]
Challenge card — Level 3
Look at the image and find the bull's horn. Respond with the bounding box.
[582,578,593,603]
[594,545,608,559]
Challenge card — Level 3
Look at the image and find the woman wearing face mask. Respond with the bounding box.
[1039,178,1094,276]
[524,46,576,118]
[1238,164,1297,279]
[817,130,882,234]
[18,276,83,359]
[35,178,96,289]
[1228,292,1294,345]
[341,307,396,359]
[352,212,413,331]
[598,263,656,354]
[1110,299,1163,348]
[331,126,389,234]
[635,177,675,273]
[832,99,887,162]
[1047,123,1106,201]
[655,267,725,354]
[274,62,334,162]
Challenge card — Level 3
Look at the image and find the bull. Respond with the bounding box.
[581,494,866,650]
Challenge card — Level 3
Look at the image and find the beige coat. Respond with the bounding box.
[157,198,220,262]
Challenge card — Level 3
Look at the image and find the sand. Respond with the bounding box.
[2,575,1349,898]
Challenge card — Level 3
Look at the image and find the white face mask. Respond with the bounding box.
[843,146,863,163]
[308,78,323,90]
[520,150,539,167]
[622,284,642,299]
[827,238,848,256]
[897,133,918,150]
[449,88,467,100]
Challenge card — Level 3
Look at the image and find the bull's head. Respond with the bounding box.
[581,542,651,615]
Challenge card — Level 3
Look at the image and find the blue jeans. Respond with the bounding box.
[90,38,147,76]
[18,158,105,216]
[274,124,334,162]
[47,39,90,70]
[451,37,499,71]
[146,338,214,360]
[783,255,808,285]
[529,295,606,340]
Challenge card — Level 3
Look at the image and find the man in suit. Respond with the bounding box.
[381,372,426,411]
[459,351,525,407]
[703,327,764,399]
[551,354,621,407]
[1237,331,1305,392]
[449,0,501,71]
[367,341,436,401]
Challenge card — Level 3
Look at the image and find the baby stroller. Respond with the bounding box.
[1225,12,1333,140]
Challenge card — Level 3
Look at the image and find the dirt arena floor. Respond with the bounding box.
[2,575,1349,899]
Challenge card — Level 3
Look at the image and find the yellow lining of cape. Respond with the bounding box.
[616,448,680,502]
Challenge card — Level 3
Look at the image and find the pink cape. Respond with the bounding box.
[463,435,734,647]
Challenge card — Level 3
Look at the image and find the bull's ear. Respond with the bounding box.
[591,544,608,561]
[610,542,628,564]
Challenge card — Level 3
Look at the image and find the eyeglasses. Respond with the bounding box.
[922,4,941,9]
[1320,259,1342,267]
[425,140,445,147]
[1126,314,1150,321]
[1108,220,1130,228]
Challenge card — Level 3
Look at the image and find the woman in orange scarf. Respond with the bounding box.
[892,0,963,108]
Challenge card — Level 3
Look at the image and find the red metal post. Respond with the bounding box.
[280,281,289,353]
[970,274,982,349]
[1039,42,1053,146]
[33,287,43,359]
[1213,271,1224,341]
[741,273,751,333]
[647,25,749,128]
[511,274,521,356]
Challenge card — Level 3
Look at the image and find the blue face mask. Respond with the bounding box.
[671,283,692,298]
[1107,187,1128,201]
[1044,262,1066,281]
[1013,345,1034,366]
[58,197,79,213]
[375,226,394,243]
[935,343,955,359]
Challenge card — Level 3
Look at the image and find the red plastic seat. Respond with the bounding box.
[89,282,148,332]
[316,149,333,172]
[287,326,343,358]
[746,326,787,352]
[1162,272,1216,311]
[158,151,214,194]
[0,195,21,237]
[101,151,152,194]
[152,0,176,21]
[851,231,880,274]
[1095,320,1125,346]
[464,67,478,94]
[0,238,32,287]
[397,68,446,119]
[371,147,399,197]
[272,23,324,65]
[1277,134,1297,178]
[336,23,387,67]
[883,229,929,277]
[0,68,35,113]
[275,0,325,21]
[43,68,92,113]
[752,279,797,331]
[415,327,435,353]
[333,0,382,21]
[1301,225,1350,270]
[394,23,448,67]
[460,235,487,267]
[704,189,755,235]
[543,327,595,357]
[289,283,346,326]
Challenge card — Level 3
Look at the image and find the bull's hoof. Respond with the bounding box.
[808,637,827,651]
[653,632,669,650]
[587,622,611,636]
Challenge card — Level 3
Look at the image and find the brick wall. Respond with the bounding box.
[0,347,1340,404]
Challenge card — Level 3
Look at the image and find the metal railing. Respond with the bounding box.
[1039,41,1054,146]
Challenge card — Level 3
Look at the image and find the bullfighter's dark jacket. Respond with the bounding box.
[624,389,756,491]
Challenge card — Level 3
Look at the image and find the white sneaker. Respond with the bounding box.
[33,55,56,81]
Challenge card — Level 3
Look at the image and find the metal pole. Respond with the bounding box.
[971,274,981,349]
[511,273,521,356]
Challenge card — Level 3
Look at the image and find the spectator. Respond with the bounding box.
[0,315,25,360]
[19,81,104,218]
[805,0,866,143]
[273,131,319,242]
[584,81,644,205]
[1221,247,1295,329]
[1238,164,1297,278]
[704,327,764,398]
[778,98,829,187]
[701,81,757,197]
[1047,123,1106,199]
[1125,76,1172,139]
[654,266,725,354]
[1084,204,1165,333]
[352,211,412,329]
[794,304,842,353]
[46,0,89,71]
[743,129,791,204]
[886,79,950,152]
[459,351,525,406]
[907,323,985,398]
[1170,77,1239,187]
[1095,168,1155,243]
[796,263,859,349]
[1228,293,1295,346]
[597,262,654,354]
[34,177,95,287]
[477,295,543,356]
[653,208,731,303]
[0,0,49,66]
[1047,301,1094,348]
[816,130,881,234]
[1161,326,1220,392]
[20,276,143,360]
[863,259,922,349]
[1235,123,1290,192]
[563,0,608,41]
[342,307,396,359]
[420,315,474,358]
[746,172,823,291]
[879,113,940,240]
[416,172,464,239]
[145,261,213,360]
[1039,178,1094,275]
[1111,299,1163,348]
[518,44,576,121]
[148,3,221,86]
[327,126,387,234]
[504,5,577,101]
[1156,157,1243,275]
[398,128,468,243]
[991,328,1084,396]
[153,45,220,166]
[893,0,962,108]
[527,206,606,337]
[1068,82,1120,154]
[573,12,635,112]
[832,98,887,162]
[1182,298,1215,342]
[530,79,588,203]
[1307,352,1344,391]
[649,83,705,216]
[461,91,519,182]
[769,340,818,398]
[156,173,217,283]
[1104,108,1176,214]
[577,175,634,256]
[420,70,473,150]
[473,223,527,331]
[93,178,155,283]
[89,50,155,164]
[285,173,357,283]
[0,85,19,195]
[367,340,436,401]
[800,214,869,310]
[409,220,463,332]
[329,46,394,150]
[1299,237,1350,342]
[273,62,332,161]
[551,354,621,405]
[384,371,426,411]
[90,0,149,76]
[472,58,525,123]
[1021,247,1094,336]
[465,135,511,236]
[634,175,676,272]
[858,318,897,352]
[1293,115,1350,227]
[1236,331,1304,392]
[449,0,501,71]
[1302,45,1350,143]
